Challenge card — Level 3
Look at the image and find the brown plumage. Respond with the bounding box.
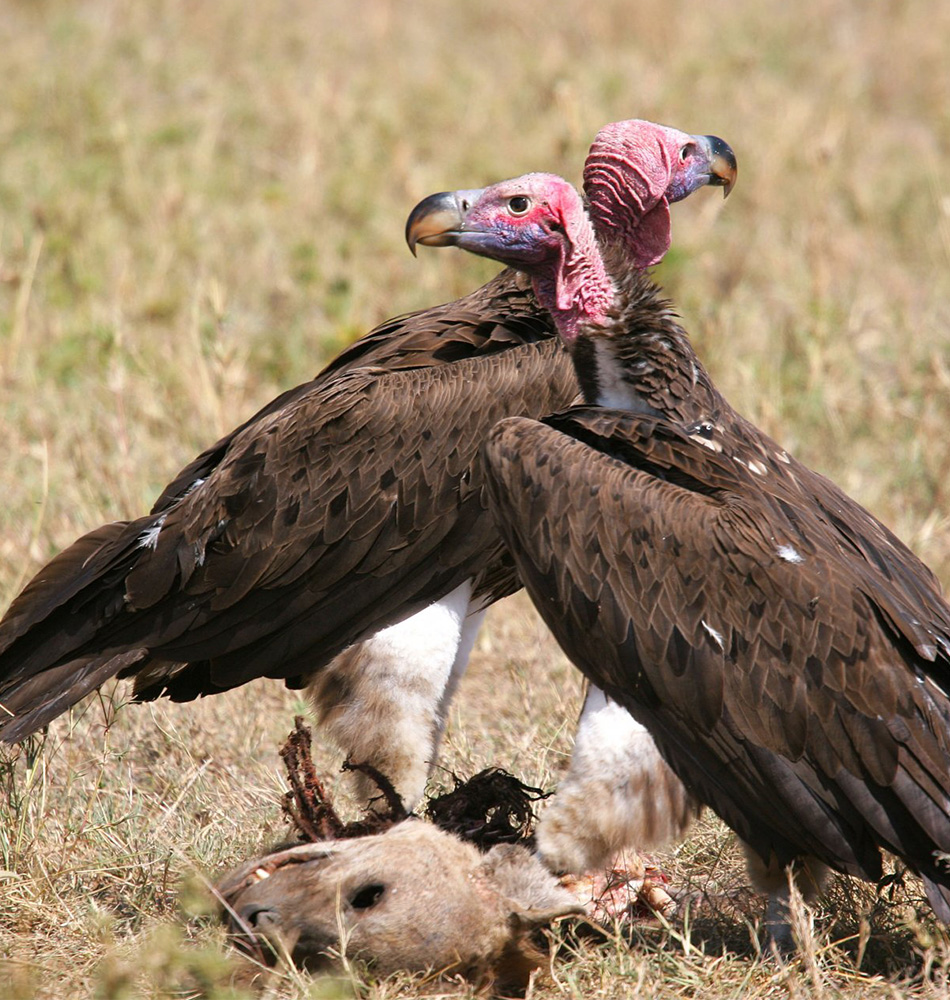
[150,270,558,518]
[412,172,950,932]
[488,270,950,915]
[0,121,735,772]
[0,138,740,928]
[0,270,572,739]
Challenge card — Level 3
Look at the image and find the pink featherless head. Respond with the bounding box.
[583,119,690,268]
[583,119,735,269]
[405,172,616,343]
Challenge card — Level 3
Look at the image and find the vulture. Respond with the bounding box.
[410,171,950,944]
[0,121,734,876]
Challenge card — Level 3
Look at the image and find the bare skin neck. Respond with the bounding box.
[529,208,615,344]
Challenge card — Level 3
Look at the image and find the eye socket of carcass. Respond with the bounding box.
[348,882,386,910]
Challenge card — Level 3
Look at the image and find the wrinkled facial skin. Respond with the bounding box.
[218,820,581,990]
[666,133,737,203]
[585,120,735,209]
[583,120,737,269]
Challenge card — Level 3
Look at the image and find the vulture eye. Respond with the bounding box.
[349,883,386,910]
[507,196,531,216]
[679,142,697,163]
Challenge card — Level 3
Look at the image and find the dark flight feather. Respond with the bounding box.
[0,270,577,738]
[482,267,950,915]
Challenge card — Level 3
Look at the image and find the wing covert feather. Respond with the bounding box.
[0,340,575,718]
[483,410,950,878]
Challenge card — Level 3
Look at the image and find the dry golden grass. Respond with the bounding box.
[2,0,950,996]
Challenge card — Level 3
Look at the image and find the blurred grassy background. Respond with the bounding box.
[1,1,949,996]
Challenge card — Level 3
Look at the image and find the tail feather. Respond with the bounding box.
[0,517,157,687]
[923,874,950,924]
[0,649,147,742]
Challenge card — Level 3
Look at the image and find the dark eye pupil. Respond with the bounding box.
[350,883,385,909]
[509,196,529,213]
[679,143,696,163]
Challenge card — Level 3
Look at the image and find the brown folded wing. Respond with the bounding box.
[483,407,950,895]
[0,271,576,740]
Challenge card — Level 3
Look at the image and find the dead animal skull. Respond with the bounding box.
[217,819,582,993]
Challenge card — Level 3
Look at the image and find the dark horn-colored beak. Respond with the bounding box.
[405,188,485,256]
[698,134,738,198]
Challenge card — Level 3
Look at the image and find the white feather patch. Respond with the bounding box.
[138,513,167,550]
[702,620,725,651]
[691,433,723,453]
[592,340,657,414]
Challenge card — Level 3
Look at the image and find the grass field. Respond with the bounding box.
[2,0,950,996]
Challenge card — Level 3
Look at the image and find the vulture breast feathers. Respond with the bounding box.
[484,403,950,905]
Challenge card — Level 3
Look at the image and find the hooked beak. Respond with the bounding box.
[405,188,485,255]
[696,134,737,198]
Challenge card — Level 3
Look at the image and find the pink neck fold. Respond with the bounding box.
[583,129,674,269]
[531,202,615,344]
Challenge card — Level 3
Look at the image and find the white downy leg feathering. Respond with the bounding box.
[306,580,475,810]
[537,685,699,874]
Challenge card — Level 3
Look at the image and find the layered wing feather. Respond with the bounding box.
[483,408,950,896]
[151,269,552,512]
[0,289,575,739]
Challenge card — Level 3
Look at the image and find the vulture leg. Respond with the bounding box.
[764,885,796,956]
[537,686,699,878]
[307,580,474,809]
[434,603,487,741]
[743,845,828,954]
